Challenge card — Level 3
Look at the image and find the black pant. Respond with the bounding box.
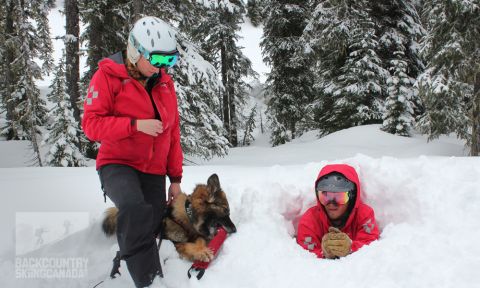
[99,164,166,287]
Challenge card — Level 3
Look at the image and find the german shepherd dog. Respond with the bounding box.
[102,174,236,262]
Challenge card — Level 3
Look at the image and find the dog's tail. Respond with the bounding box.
[102,207,118,236]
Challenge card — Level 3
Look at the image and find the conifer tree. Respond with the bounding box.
[242,104,257,146]
[303,0,423,136]
[374,0,424,136]
[261,0,315,146]
[382,51,415,136]
[330,10,385,131]
[79,0,131,85]
[313,1,387,134]
[34,0,55,74]
[193,1,255,147]
[65,0,81,123]
[1,0,53,148]
[0,3,8,135]
[173,37,230,159]
[246,0,263,27]
[44,51,86,167]
[0,0,53,165]
[166,1,231,158]
[418,0,480,155]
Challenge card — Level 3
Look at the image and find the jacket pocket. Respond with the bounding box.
[113,133,154,165]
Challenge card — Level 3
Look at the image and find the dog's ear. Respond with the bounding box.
[207,174,222,196]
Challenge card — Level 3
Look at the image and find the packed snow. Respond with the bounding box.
[1,124,479,287]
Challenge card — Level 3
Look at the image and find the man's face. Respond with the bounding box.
[323,202,349,220]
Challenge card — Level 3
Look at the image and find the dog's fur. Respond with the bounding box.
[102,174,236,262]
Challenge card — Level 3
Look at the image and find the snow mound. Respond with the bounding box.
[1,155,480,287]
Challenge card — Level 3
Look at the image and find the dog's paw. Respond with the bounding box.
[195,247,214,262]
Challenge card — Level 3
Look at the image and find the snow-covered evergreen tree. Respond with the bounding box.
[242,104,257,146]
[1,0,53,148]
[261,0,315,146]
[79,0,131,85]
[304,0,385,135]
[303,0,423,136]
[0,0,53,165]
[44,51,86,167]
[382,51,415,136]
[330,11,385,131]
[33,0,55,74]
[173,38,230,159]
[0,4,7,135]
[418,0,480,155]
[193,1,255,147]
[157,1,231,158]
[374,0,424,135]
[246,0,263,27]
[64,0,81,124]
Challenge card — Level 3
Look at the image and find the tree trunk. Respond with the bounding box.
[132,0,143,22]
[65,0,80,123]
[28,115,43,167]
[471,72,480,156]
[220,36,230,143]
[291,121,296,140]
[228,79,238,146]
[4,0,18,140]
[84,13,104,84]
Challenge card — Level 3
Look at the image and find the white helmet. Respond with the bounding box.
[127,16,178,65]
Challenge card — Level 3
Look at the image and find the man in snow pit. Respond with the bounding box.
[297,164,379,258]
[82,16,182,287]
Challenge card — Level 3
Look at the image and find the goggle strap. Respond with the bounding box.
[129,34,150,60]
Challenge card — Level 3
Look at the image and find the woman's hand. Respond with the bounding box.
[136,119,163,136]
[168,183,182,205]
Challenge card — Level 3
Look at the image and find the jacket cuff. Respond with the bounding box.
[130,118,137,133]
[168,175,182,183]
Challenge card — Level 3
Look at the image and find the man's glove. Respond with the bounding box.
[321,227,352,258]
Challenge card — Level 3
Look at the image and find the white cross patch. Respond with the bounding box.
[362,219,375,234]
[304,236,316,250]
[86,86,99,105]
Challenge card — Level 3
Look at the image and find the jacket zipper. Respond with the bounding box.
[145,80,162,171]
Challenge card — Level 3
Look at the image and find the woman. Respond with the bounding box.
[82,16,183,287]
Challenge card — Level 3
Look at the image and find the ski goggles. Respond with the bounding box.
[317,191,350,206]
[148,51,179,68]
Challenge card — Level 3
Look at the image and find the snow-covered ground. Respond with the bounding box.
[1,124,479,288]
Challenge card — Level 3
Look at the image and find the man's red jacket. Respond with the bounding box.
[297,164,379,257]
[82,54,183,182]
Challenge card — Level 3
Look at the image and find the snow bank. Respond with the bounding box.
[1,155,479,287]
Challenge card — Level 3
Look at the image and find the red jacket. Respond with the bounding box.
[82,54,183,182]
[297,164,379,258]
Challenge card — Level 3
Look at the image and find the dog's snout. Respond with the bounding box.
[220,217,237,234]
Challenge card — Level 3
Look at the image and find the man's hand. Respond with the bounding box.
[321,227,352,258]
[168,183,181,205]
[137,119,163,136]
